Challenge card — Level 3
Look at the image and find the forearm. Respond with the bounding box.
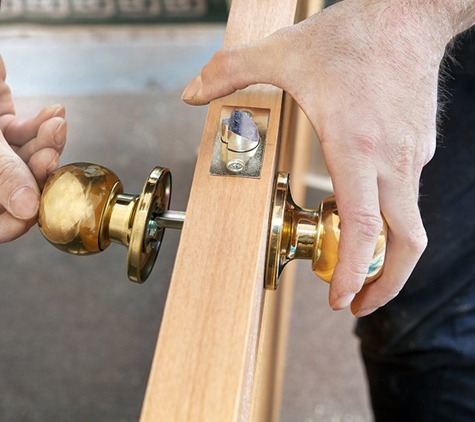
[441,0,475,35]
[339,0,475,73]
[384,0,475,42]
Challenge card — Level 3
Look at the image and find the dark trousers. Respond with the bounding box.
[356,33,475,421]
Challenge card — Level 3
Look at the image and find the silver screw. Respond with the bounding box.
[227,160,245,173]
[146,220,160,249]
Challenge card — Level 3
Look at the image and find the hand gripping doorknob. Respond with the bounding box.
[38,163,387,287]
[264,172,387,290]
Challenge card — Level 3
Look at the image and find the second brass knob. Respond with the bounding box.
[265,172,387,290]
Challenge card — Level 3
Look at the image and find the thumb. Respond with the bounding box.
[0,134,40,221]
[181,32,288,105]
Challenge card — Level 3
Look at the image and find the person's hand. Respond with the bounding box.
[181,0,468,316]
[0,55,67,242]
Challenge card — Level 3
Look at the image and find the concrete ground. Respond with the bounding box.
[0,25,371,422]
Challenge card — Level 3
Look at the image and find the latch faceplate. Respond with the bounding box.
[210,106,269,178]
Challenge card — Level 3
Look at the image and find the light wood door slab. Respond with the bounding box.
[140,1,321,421]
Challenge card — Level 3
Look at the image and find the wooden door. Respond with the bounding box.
[140,1,321,421]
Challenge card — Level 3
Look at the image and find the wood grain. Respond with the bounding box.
[140,1,300,421]
[141,0,328,422]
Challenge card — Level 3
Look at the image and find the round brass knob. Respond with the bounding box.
[38,162,175,283]
[265,172,387,290]
[39,165,385,289]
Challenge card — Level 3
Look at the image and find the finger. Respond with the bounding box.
[351,175,427,317]
[28,148,60,190]
[0,55,15,117]
[0,212,35,243]
[0,55,6,80]
[181,29,292,105]
[322,145,384,311]
[1,104,65,147]
[0,133,40,221]
[15,117,66,163]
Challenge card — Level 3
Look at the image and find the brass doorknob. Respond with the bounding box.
[38,162,184,283]
[264,172,387,290]
[39,163,386,288]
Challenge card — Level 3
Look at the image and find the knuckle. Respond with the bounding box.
[0,155,20,185]
[395,222,428,257]
[338,210,384,280]
[392,137,417,174]
[347,261,374,280]
[209,49,228,69]
[203,49,246,91]
[201,50,227,81]
[213,48,236,76]
[387,135,436,176]
[406,227,428,255]
[352,134,381,157]
[349,210,383,240]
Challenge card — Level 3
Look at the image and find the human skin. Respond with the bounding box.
[181,0,475,316]
[0,55,67,242]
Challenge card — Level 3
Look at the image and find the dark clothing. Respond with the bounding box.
[356,34,475,421]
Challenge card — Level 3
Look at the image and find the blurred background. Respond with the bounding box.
[0,1,371,421]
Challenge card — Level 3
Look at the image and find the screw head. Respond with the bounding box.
[145,219,160,249]
[227,159,245,173]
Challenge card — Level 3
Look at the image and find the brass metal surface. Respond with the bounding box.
[265,172,387,290]
[126,167,171,283]
[39,163,181,283]
[40,163,385,288]
[38,163,122,255]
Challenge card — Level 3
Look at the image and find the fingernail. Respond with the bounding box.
[181,75,202,102]
[331,293,356,311]
[355,307,378,318]
[9,186,40,219]
[54,120,66,147]
[53,105,65,117]
[46,153,59,176]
